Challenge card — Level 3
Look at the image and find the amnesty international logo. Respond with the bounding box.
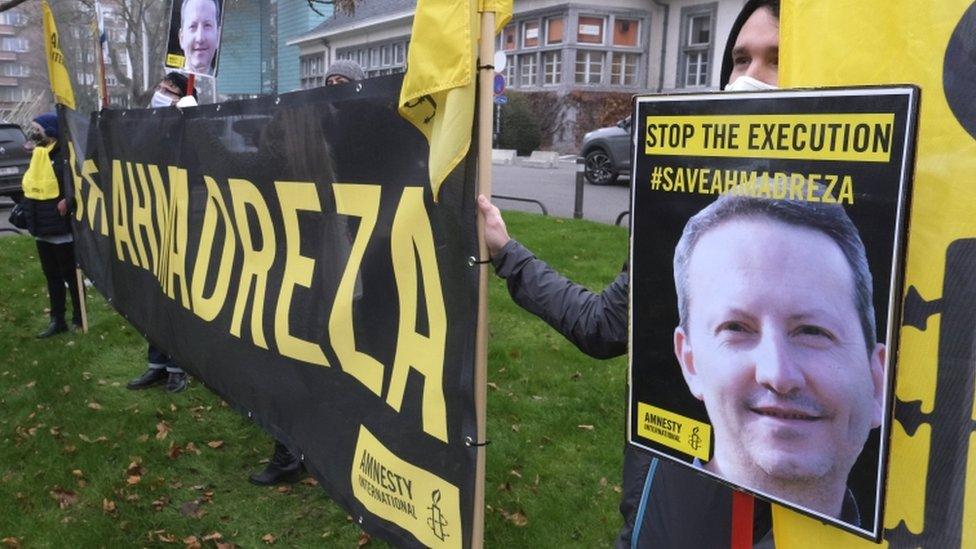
[426,489,450,542]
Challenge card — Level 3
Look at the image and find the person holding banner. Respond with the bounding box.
[478,1,782,546]
[248,59,366,486]
[21,113,81,339]
[124,73,199,395]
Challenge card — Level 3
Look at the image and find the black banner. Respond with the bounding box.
[61,74,478,549]
[627,87,918,540]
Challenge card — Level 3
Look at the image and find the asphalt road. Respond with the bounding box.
[491,163,632,226]
[0,164,631,238]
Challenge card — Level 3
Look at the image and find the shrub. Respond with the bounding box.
[497,91,542,155]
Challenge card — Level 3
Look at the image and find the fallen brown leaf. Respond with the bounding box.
[206,440,224,449]
[87,402,102,411]
[167,442,183,460]
[2,537,21,548]
[275,485,292,494]
[501,508,529,527]
[152,496,169,511]
[299,477,319,486]
[261,533,276,545]
[357,532,371,547]
[185,442,201,455]
[157,532,177,543]
[577,424,594,431]
[155,421,171,441]
[126,475,142,485]
[202,532,223,542]
[180,500,206,519]
[102,498,117,513]
[50,487,78,509]
[215,543,237,549]
[71,469,84,478]
[182,535,201,549]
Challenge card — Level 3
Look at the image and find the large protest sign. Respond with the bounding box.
[627,88,918,540]
[164,0,225,77]
[60,74,479,548]
[772,1,976,547]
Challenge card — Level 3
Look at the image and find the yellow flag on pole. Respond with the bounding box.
[398,0,511,200]
[774,1,976,547]
[42,0,76,109]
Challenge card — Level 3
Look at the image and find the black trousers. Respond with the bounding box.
[35,239,80,323]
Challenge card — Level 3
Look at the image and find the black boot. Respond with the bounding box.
[37,318,68,339]
[126,368,167,390]
[166,371,188,394]
[249,441,303,486]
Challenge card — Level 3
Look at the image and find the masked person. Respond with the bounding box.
[149,71,199,109]
[21,113,80,338]
[125,72,198,395]
[248,58,366,486]
[477,1,781,546]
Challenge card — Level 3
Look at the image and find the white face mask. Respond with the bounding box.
[150,90,176,108]
[724,75,778,92]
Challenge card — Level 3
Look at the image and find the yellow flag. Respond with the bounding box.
[774,1,976,547]
[42,0,76,109]
[398,0,511,200]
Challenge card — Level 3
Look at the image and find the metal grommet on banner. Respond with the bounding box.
[300,453,305,462]
[355,82,363,93]
[465,436,491,447]
[215,104,221,111]
[247,411,253,418]
[468,256,491,267]
[477,64,495,71]
[358,516,364,525]
[274,97,281,105]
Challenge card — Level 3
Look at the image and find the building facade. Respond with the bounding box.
[290,0,749,150]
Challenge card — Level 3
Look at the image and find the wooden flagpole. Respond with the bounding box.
[473,6,496,549]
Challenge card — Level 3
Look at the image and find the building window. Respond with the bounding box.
[577,16,605,45]
[106,74,118,86]
[394,43,404,64]
[0,38,28,52]
[300,53,325,89]
[522,20,540,48]
[575,50,604,84]
[611,52,638,86]
[381,45,391,66]
[542,51,560,86]
[0,64,27,77]
[545,17,564,45]
[370,48,379,68]
[504,54,515,87]
[613,18,639,47]
[519,53,537,87]
[0,12,26,26]
[679,6,715,88]
[502,25,516,50]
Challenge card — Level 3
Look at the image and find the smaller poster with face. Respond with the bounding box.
[164,0,224,77]
[627,87,918,541]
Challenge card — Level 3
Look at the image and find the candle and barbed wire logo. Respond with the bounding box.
[426,489,449,542]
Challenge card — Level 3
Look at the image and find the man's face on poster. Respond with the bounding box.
[179,0,219,75]
[674,217,885,494]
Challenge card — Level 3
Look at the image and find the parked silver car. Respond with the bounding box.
[580,116,631,185]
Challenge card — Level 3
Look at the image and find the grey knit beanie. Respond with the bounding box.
[325,59,365,82]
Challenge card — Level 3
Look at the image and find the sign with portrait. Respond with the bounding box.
[60,74,479,548]
[627,87,919,540]
[164,0,225,76]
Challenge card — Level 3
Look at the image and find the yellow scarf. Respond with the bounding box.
[22,142,59,200]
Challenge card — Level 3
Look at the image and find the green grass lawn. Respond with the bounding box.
[0,211,629,548]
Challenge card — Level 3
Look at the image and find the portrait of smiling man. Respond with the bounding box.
[671,189,886,524]
[178,0,221,76]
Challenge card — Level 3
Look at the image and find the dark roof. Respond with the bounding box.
[299,0,417,39]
